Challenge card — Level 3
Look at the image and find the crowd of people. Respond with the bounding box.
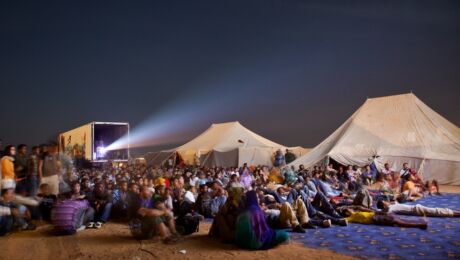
[1,143,459,250]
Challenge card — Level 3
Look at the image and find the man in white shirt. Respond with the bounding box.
[377,200,460,217]
[399,163,411,179]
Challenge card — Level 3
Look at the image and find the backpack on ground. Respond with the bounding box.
[51,199,89,235]
[175,214,200,236]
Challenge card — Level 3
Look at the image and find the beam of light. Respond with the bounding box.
[104,91,233,151]
[106,88,231,152]
[105,53,308,152]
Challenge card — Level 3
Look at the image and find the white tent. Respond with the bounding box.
[289,93,460,185]
[145,121,308,167]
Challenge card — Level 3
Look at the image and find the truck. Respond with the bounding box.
[58,122,130,163]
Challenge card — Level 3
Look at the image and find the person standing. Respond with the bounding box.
[274,150,285,167]
[14,144,29,194]
[38,142,60,195]
[1,145,16,189]
[284,149,296,165]
[27,146,40,196]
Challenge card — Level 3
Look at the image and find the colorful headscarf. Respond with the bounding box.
[240,191,276,248]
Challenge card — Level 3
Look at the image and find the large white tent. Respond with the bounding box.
[145,121,308,167]
[289,93,460,185]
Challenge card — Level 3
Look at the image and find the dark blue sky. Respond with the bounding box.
[1,1,459,153]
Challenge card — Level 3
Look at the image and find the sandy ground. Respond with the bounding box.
[1,185,459,260]
[0,222,355,260]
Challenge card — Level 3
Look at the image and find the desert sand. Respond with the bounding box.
[0,221,354,260]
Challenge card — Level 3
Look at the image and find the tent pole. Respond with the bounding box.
[202,151,212,167]
[173,152,177,167]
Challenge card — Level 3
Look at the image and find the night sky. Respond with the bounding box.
[1,1,460,155]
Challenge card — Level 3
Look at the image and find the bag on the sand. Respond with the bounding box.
[175,214,200,236]
[51,199,89,235]
[353,188,373,209]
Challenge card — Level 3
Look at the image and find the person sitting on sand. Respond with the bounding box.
[235,190,289,250]
[129,186,181,244]
[87,182,112,229]
[0,188,19,236]
[209,187,245,242]
[111,180,132,221]
[196,182,227,218]
[0,187,36,236]
[80,177,93,198]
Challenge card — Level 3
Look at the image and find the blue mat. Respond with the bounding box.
[291,194,460,259]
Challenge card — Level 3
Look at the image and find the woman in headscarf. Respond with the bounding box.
[235,190,289,250]
[209,187,245,242]
[282,166,298,185]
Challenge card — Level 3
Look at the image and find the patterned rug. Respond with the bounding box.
[291,194,460,259]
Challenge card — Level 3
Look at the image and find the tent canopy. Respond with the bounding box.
[145,121,308,167]
[289,93,460,185]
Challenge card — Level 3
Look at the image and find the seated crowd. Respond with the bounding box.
[1,144,459,249]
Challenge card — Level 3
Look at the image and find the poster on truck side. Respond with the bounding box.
[59,123,92,161]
